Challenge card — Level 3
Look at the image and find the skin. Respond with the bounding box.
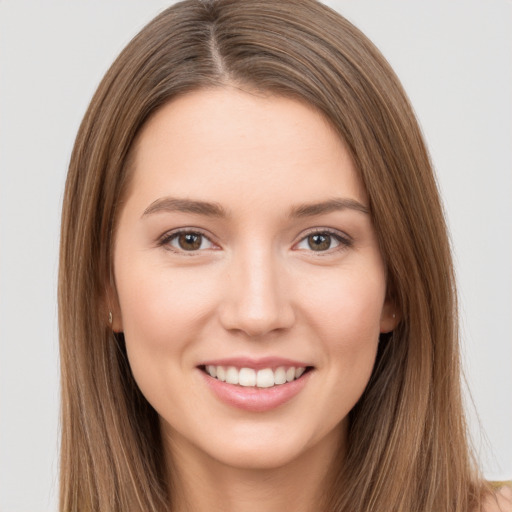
[481,486,512,512]
[112,87,397,512]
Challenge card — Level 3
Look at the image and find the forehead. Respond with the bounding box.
[125,87,366,212]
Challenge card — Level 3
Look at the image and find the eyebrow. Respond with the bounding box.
[141,196,369,219]
[142,197,227,218]
[289,198,369,217]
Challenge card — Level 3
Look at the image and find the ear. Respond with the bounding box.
[109,297,124,333]
[380,297,400,334]
[101,278,124,333]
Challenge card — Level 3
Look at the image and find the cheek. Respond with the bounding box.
[301,263,386,343]
[298,264,385,406]
[117,261,215,338]
[114,265,217,416]
[113,260,225,389]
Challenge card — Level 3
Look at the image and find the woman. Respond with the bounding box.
[58,0,511,510]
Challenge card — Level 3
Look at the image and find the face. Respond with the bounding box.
[113,87,396,471]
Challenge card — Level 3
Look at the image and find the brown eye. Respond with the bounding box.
[162,230,216,253]
[177,233,203,251]
[295,230,350,253]
[307,233,332,251]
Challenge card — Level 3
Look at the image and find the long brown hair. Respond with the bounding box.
[59,1,483,510]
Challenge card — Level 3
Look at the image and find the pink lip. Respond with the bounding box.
[199,367,312,413]
[198,356,310,371]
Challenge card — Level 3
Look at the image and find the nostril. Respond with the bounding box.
[218,305,296,338]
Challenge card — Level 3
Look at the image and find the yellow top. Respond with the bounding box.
[490,481,512,489]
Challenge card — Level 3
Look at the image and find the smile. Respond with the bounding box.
[203,365,307,388]
[199,360,314,412]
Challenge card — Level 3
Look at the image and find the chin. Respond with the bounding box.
[211,443,305,471]
[178,419,344,473]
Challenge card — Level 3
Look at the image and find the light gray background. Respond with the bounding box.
[1,1,511,510]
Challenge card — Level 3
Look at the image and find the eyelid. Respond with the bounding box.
[293,227,353,253]
[157,227,220,253]
[156,226,352,254]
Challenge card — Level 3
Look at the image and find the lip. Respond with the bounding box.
[198,358,313,412]
[198,356,310,371]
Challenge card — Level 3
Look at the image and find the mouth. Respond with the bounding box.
[199,364,314,389]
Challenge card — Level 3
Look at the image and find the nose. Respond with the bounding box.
[218,246,295,338]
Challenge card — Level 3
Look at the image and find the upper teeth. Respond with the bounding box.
[205,365,306,388]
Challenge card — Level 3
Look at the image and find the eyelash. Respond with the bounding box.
[158,228,217,255]
[294,228,353,254]
[157,228,353,255]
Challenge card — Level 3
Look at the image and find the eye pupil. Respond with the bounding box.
[308,234,331,251]
[178,233,202,250]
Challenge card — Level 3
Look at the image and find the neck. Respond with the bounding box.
[164,426,345,512]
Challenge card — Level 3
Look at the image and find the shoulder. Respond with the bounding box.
[481,483,512,512]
